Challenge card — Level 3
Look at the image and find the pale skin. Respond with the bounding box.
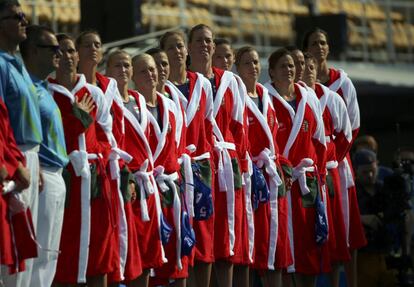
[77,32,102,86]
[237,49,282,287]
[151,51,170,94]
[212,43,235,71]
[290,49,305,83]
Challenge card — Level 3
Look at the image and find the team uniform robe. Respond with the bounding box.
[265,82,331,274]
[145,92,189,284]
[313,82,353,262]
[325,68,366,250]
[96,73,131,283]
[0,97,37,275]
[207,67,250,264]
[174,71,215,264]
[244,83,293,270]
[122,90,166,272]
[49,75,117,283]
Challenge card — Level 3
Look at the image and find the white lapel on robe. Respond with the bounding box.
[165,81,185,146]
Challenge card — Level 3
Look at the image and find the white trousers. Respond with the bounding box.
[31,166,65,287]
[1,145,40,287]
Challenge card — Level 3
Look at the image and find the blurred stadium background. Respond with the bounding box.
[20,0,414,164]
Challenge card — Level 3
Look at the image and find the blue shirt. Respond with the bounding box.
[31,75,68,168]
[0,50,42,145]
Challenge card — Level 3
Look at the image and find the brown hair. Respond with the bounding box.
[235,45,256,67]
[302,27,329,51]
[159,30,186,50]
[267,48,292,79]
[75,29,100,49]
[188,23,214,43]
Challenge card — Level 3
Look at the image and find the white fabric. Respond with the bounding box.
[338,157,354,245]
[292,158,315,196]
[31,167,65,287]
[1,146,40,287]
[243,154,255,263]
[133,159,155,222]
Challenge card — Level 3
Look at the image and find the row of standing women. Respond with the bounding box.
[0,21,367,287]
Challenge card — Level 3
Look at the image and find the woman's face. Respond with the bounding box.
[163,34,187,67]
[237,50,261,83]
[213,43,234,71]
[188,27,215,64]
[106,53,132,87]
[132,56,158,92]
[306,32,329,63]
[77,33,102,66]
[152,52,170,86]
[269,54,296,86]
[302,58,318,88]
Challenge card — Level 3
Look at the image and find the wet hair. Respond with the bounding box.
[235,45,256,67]
[302,27,329,51]
[19,25,55,60]
[285,45,300,53]
[75,29,100,49]
[188,23,214,43]
[131,53,154,68]
[106,49,130,68]
[159,30,186,50]
[214,38,231,47]
[0,0,20,13]
[303,51,318,67]
[56,33,73,43]
[146,47,164,56]
[267,48,292,79]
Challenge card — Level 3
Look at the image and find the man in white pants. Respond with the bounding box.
[0,1,43,286]
[18,25,69,287]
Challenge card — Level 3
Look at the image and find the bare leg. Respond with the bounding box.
[213,260,233,287]
[87,274,107,287]
[171,278,186,287]
[188,261,212,287]
[127,269,150,287]
[344,249,358,287]
[233,264,249,287]
[248,268,256,287]
[329,263,342,287]
[261,270,282,287]
[295,274,316,287]
[282,273,293,287]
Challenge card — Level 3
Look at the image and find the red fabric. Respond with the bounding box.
[272,84,331,274]
[51,79,117,283]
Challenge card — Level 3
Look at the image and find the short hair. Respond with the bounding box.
[159,30,186,50]
[352,148,377,169]
[267,48,292,79]
[0,0,20,13]
[284,45,300,53]
[75,29,100,49]
[235,45,256,67]
[131,53,154,68]
[214,38,231,47]
[354,135,379,154]
[188,23,213,43]
[303,51,317,66]
[302,27,329,51]
[56,33,73,43]
[146,47,164,56]
[19,25,55,60]
[106,49,130,68]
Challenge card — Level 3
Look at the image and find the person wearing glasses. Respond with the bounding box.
[18,25,68,287]
[0,1,43,286]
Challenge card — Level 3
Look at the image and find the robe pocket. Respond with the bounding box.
[62,167,72,208]
[90,163,101,200]
[196,159,212,188]
[326,172,335,198]
[301,176,318,208]
[278,168,287,198]
[160,181,180,208]
[231,158,243,190]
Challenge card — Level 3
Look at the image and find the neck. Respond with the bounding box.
[143,89,158,107]
[274,81,295,101]
[157,83,166,95]
[0,39,17,55]
[169,64,187,84]
[119,84,129,102]
[56,69,77,90]
[189,59,213,78]
[78,62,97,85]
[318,60,330,83]
[245,80,257,97]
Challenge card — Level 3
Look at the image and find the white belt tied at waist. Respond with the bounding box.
[326,160,338,170]
[252,148,282,187]
[109,147,133,180]
[325,136,331,143]
[133,159,155,221]
[292,158,315,196]
[213,138,236,192]
[68,150,100,178]
[178,144,211,218]
[154,166,179,193]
